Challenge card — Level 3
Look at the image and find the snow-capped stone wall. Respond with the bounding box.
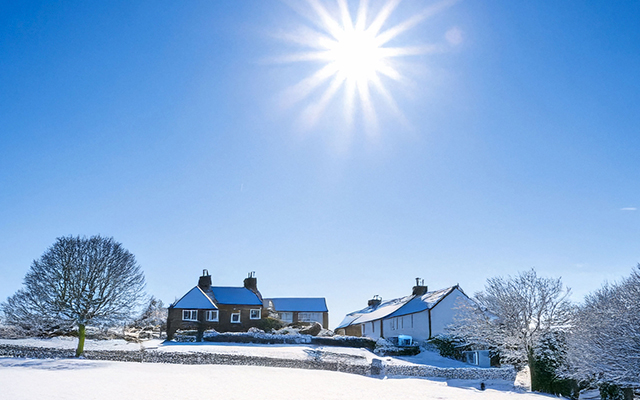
[0,342,515,381]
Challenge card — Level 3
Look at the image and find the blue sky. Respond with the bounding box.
[1,0,639,328]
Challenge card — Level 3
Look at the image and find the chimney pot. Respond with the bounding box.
[198,270,212,290]
[243,272,258,293]
[368,295,382,308]
[412,277,428,296]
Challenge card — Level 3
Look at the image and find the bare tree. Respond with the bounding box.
[565,266,640,391]
[1,235,146,356]
[450,269,573,390]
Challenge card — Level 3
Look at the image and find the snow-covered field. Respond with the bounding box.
[0,337,482,367]
[0,337,549,399]
[0,357,551,400]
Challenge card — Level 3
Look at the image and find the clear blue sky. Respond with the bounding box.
[1,1,639,328]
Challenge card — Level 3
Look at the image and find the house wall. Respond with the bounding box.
[360,320,382,340]
[429,288,471,337]
[340,324,362,337]
[382,310,431,342]
[167,304,264,339]
[291,311,329,329]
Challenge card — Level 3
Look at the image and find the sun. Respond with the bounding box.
[274,0,459,135]
[328,26,382,85]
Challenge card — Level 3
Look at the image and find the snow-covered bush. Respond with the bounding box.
[428,335,467,361]
[123,297,168,342]
[316,328,334,337]
[529,330,579,398]
[298,322,322,336]
[129,297,167,330]
[373,337,420,356]
[256,317,285,332]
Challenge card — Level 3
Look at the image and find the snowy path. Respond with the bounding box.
[0,357,551,400]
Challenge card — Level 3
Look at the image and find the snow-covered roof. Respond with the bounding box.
[209,287,262,306]
[388,287,459,318]
[265,298,328,312]
[172,287,217,309]
[336,295,412,329]
[336,286,463,329]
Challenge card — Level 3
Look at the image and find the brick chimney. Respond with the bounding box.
[198,269,212,291]
[243,271,258,293]
[368,295,382,308]
[412,277,428,296]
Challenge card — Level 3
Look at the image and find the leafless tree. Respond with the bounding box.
[1,235,146,356]
[450,269,573,389]
[564,266,640,390]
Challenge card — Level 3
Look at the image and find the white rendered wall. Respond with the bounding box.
[360,320,382,340]
[382,310,431,342]
[429,288,471,337]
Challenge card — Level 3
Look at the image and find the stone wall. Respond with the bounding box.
[0,344,370,375]
[0,343,515,381]
[384,363,516,381]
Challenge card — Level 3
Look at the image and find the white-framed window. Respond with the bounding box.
[298,312,323,323]
[279,312,293,324]
[206,310,218,321]
[250,309,261,320]
[230,312,241,323]
[182,310,198,321]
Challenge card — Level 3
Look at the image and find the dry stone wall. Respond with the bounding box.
[0,343,515,381]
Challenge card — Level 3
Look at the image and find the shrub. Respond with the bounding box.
[256,317,285,332]
[429,335,467,361]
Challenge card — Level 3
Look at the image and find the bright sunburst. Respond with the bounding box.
[275,0,460,135]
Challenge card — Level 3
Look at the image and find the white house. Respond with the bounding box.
[335,280,472,342]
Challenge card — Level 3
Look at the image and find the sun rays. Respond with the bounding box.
[274,0,459,136]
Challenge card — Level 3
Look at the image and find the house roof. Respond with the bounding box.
[172,286,217,309]
[265,298,328,312]
[336,286,463,329]
[335,295,412,329]
[209,286,262,306]
[387,286,460,318]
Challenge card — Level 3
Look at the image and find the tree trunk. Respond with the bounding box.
[76,324,86,357]
[527,349,540,392]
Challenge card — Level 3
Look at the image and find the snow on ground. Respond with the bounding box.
[157,340,376,362]
[0,357,554,400]
[390,348,476,368]
[0,337,485,369]
[0,337,151,351]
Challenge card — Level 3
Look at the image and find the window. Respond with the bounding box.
[464,351,478,365]
[206,310,218,321]
[250,309,261,320]
[279,312,293,323]
[182,310,197,321]
[230,312,241,323]
[298,312,323,324]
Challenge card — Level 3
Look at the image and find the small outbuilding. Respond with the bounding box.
[263,297,329,328]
